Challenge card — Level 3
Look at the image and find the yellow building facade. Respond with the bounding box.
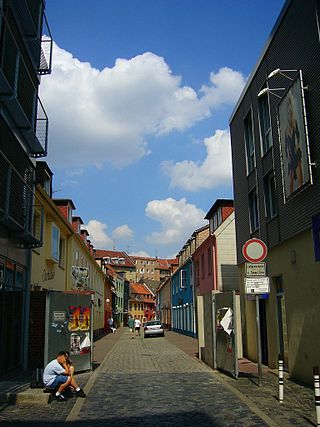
[31,184,105,335]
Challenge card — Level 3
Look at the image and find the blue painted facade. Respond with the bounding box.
[171,259,196,337]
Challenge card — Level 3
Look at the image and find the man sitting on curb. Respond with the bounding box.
[43,351,86,402]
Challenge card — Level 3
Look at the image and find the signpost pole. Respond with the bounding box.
[242,238,268,388]
[256,295,262,386]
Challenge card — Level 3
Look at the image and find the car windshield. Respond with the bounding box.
[146,321,161,326]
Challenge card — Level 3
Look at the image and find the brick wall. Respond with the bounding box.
[28,291,47,369]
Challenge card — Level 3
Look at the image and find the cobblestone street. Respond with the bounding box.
[0,329,316,426]
[0,329,272,427]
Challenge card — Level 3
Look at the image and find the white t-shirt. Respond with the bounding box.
[43,359,65,387]
[134,319,141,328]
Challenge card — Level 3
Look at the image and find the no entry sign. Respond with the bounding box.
[242,238,268,263]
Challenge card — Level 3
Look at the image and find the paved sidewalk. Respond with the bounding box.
[165,331,316,427]
[0,328,124,405]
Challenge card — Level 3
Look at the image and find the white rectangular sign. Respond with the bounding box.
[245,263,266,276]
[245,277,270,294]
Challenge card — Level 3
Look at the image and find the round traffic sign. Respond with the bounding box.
[242,238,268,263]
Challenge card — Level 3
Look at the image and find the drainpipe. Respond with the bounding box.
[22,248,32,369]
[213,235,218,291]
[191,257,196,338]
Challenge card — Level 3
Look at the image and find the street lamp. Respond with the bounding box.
[267,68,298,80]
[257,87,286,99]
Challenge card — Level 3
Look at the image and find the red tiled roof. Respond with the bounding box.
[130,282,153,295]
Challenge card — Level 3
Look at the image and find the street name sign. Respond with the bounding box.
[245,262,266,276]
[242,238,268,263]
[245,277,270,294]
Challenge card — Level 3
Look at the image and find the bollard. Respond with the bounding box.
[278,354,284,403]
[314,366,320,426]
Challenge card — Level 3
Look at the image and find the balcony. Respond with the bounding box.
[1,90,48,158]
[0,150,44,248]
[0,12,49,157]
[7,0,53,75]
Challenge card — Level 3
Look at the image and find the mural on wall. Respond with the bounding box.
[278,75,311,200]
[71,266,89,288]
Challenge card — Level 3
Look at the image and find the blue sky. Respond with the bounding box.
[42,0,285,258]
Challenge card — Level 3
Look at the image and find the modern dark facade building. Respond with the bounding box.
[230,0,320,384]
[0,0,52,373]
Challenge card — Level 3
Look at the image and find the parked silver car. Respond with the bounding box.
[144,320,164,338]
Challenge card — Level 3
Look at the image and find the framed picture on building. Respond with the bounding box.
[277,74,312,201]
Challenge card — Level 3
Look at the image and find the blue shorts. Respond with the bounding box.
[50,374,69,388]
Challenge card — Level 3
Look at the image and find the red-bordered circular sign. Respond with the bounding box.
[242,238,268,263]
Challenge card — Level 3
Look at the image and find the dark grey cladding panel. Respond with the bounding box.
[231,0,320,264]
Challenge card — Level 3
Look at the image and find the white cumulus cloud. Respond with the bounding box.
[83,220,113,248]
[129,250,151,257]
[40,43,245,168]
[162,129,232,191]
[112,224,134,241]
[145,198,206,246]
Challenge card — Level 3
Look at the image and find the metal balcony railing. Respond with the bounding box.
[38,14,53,75]
[0,9,49,157]
[0,150,43,248]
[6,0,53,75]
[32,96,48,157]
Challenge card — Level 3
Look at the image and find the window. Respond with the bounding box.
[180,270,187,288]
[249,188,259,232]
[217,208,222,226]
[244,109,255,173]
[258,92,272,154]
[33,210,42,241]
[43,171,51,195]
[212,208,222,232]
[194,260,200,286]
[213,214,218,231]
[264,172,277,219]
[208,248,212,276]
[51,224,60,262]
[59,237,65,267]
[201,254,205,279]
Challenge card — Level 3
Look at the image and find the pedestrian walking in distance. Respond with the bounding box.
[134,317,141,336]
[128,316,135,339]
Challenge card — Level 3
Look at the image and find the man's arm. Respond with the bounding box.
[60,362,71,376]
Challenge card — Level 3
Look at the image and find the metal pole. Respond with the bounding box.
[256,295,262,386]
[278,354,284,403]
[22,248,32,369]
[90,293,94,370]
[314,366,320,426]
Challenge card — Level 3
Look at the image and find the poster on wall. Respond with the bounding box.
[277,75,311,200]
[68,306,90,331]
[79,306,90,331]
[68,306,80,331]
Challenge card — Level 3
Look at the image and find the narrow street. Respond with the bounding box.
[1,329,273,427]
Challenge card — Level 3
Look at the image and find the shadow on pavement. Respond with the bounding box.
[1,411,226,427]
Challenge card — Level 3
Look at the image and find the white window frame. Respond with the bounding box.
[244,108,256,174]
[51,223,60,262]
[180,270,187,288]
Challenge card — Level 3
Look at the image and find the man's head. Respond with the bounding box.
[56,351,72,365]
[56,351,68,364]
